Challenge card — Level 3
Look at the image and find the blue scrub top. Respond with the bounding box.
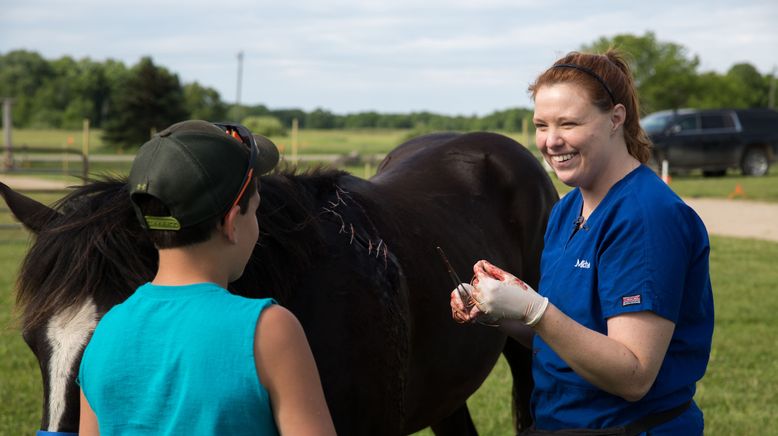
[532,165,713,432]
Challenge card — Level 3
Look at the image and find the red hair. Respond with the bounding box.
[529,50,652,163]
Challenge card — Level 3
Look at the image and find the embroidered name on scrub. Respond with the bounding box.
[574,259,591,269]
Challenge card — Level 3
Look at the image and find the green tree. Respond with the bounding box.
[0,50,54,126]
[306,108,337,129]
[70,58,114,128]
[271,108,307,128]
[582,32,699,113]
[344,111,380,128]
[35,56,113,129]
[687,72,734,108]
[242,115,286,136]
[184,82,228,121]
[726,63,769,107]
[102,57,188,150]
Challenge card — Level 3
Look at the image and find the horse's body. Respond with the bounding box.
[2,132,557,435]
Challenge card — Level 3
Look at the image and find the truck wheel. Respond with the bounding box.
[741,148,769,176]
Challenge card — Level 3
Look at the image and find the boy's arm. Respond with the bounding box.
[255,305,336,435]
[79,389,100,435]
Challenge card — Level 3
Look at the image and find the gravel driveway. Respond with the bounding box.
[683,198,778,243]
[2,175,777,242]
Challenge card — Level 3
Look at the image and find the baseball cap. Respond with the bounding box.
[128,120,279,230]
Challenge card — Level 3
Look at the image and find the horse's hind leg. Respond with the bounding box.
[503,337,534,433]
[429,404,478,436]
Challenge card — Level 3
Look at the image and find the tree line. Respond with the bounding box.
[1,32,774,150]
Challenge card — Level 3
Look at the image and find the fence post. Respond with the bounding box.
[3,98,13,170]
[82,119,90,181]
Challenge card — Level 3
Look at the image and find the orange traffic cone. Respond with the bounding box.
[728,184,746,199]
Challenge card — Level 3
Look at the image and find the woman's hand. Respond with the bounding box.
[470,260,549,326]
[450,283,482,323]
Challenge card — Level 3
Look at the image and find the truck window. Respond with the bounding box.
[641,113,674,134]
[701,113,736,130]
[676,115,698,132]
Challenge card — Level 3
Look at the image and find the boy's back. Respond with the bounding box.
[79,283,278,435]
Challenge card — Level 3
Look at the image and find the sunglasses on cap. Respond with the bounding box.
[212,122,258,213]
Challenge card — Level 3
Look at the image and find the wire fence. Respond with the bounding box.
[0,149,388,243]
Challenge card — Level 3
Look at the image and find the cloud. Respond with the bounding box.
[1,0,776,114]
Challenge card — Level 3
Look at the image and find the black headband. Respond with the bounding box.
[551,63,616,105]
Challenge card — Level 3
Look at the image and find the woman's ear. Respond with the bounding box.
[611,103,627,133]
[222,205,241,243]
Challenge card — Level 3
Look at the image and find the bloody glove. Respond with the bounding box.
[471,260,548,326]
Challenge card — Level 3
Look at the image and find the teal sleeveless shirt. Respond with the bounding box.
[78,282,279,435]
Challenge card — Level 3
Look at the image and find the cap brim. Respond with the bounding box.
[253,135,280,175]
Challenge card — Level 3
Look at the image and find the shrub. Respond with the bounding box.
[242,115,287,137]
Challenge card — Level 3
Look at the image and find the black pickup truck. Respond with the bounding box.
[641,108,778,176]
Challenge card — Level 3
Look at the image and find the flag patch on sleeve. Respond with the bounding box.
[622,295,642,306]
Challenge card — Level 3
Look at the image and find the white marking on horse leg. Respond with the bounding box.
[45,297,97,430]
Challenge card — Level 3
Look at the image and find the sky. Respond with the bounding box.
[1,0,777,116]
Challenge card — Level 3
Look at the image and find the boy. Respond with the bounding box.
[77,120,335,435]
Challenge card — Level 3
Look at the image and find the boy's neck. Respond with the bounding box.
[152,239,231,288]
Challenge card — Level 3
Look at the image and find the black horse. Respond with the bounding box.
[2,132,557,435]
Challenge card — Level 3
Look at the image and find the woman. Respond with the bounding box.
[451,50,713,435]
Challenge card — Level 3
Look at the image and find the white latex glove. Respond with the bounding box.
[471,260,549,326]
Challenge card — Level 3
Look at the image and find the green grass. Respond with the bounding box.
[666,167,778,202]
[544,164,778,202]
[1,232,776,434]
[268,129,409,156]
[0,240,41,433]
[7,127,106,152]
[696,236,778,433]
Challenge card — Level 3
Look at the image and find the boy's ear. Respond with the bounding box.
[222,205,241,243]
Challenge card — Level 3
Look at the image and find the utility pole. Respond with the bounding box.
[769,66,777,109]
[236,51,244,107]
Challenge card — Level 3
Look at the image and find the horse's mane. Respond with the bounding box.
[232,167,350,303]
[16,177,157,332]
[15,167,351,330]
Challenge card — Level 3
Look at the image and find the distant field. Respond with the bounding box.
[10,128,106,151]
[4,128,777,202]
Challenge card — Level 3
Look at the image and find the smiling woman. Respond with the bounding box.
[449,49,714,435]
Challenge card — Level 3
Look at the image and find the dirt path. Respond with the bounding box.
[2,174,777,242]
[0,174,69,190]
[683,198,778,243]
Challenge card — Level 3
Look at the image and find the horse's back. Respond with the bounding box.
[372,131,556,285]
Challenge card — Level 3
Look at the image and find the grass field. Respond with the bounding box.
[1,219,776,434]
